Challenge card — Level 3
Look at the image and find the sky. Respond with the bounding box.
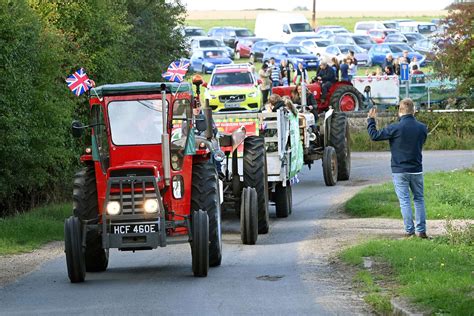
[182,0,453,11]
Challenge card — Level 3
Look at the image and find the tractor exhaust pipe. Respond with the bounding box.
[161,85,171,186]
[203,107,213,140]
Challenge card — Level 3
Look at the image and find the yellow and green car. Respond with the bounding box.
[204,64,262,112]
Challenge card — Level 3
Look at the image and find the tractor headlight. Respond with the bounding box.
[144,199,159,214]
[106,201,121,215]
[213,150,225,162]
[171,152,183,171]
[248,91,257,98]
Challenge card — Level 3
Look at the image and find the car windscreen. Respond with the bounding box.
[418,24,437,34]
[285,46,311,54]
[336,36,355,44]
[211,72,253,86]
[235,29,254,37]
[204,50,225,58]
[108,100,163,146]
[338,45,355,54]
[405,33,425,42]
[315,40,331,47]
[389,44,414,53]
[383,22,397,29]
[185,29,205,37]
[290,23,313,32]
[200,39,222,47]
[353,36,372,44]
[333,29,349,33]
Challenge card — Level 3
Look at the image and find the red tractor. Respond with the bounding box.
[65,81,224,282]
[272,81,363,112]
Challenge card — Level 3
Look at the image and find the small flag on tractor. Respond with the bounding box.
[66,68,93,96]
[162,60,190,83]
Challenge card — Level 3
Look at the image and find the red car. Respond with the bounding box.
[235,37,265,59]
[367,28,399,44]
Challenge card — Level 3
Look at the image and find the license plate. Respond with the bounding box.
[112,223,158,234]
[307,62,316,66]
[359,61,366,65]
[225,102,240,108]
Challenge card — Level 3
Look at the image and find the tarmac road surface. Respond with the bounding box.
[1,150,472,315]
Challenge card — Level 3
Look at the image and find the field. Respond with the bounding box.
[185,10,445,33]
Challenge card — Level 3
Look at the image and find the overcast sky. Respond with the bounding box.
[182,0,452,11]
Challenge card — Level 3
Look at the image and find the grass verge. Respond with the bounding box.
[340,234,474,315]
[345,168,474,219]
[0,203,70,255]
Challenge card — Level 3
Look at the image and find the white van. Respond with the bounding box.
[255,13,316,42]
[398,22,438,36]
[354,21,388,35]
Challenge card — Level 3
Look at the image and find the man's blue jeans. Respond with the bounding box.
[392,173,427,234]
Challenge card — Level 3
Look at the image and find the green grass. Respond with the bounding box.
[340,237,474,315]
[0,203,71,255]
[345,169,474,219]
[353,270,392,313]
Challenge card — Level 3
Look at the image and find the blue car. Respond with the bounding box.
[368,43,426,67]
[262,44,319,70]
[190,49,233,74]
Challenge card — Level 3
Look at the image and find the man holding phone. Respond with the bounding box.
[367,99,429,238]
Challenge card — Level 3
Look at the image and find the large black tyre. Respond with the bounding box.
[65,216,86,283]
[192,210,209,277]
[243,136,270,234]
[240,187,258,245]
[329,85,363,112]
[329,112,351,181]
[275,182,292,218]
[73,166,108,272]
[322,146,338,186]
[191,161,222,267]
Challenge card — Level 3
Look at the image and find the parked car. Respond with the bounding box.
[402,32,427,47]
[314,25,349,33]
[315,28,350,41]
[333,34,357,45]
[354,21,389,35]
[398,22,438,37]
[288,34,322,44]
[190,36,235,59]
[384,33,410,44]
[322,44,371,66]
[235,37,266,59]
[367,28,399,44]
[189,49,233,74]
[183,26,206,37]
[351,34,376,51]
[255,12,316,42]
[299,38,332,56]
[263,44,319,70]
[368,43,426,66]
[412,39,436,62]
[249,40,283,63]
[208,27,255,49]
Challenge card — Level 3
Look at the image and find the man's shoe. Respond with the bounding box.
[404,232,415,238]
[417,232,429,239]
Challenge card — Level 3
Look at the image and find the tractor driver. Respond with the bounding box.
[315,61,336,102]
[193,100,217,136]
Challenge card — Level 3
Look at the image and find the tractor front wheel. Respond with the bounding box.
[329,112,351,181]
[322,146,338,186]
[191,161,222,267]
[65,216,86,283]
[192,210,209,277]
[240,187,258,245]
[275,182,292,218]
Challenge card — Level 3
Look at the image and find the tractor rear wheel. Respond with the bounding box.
[322,146,338,186]
[73,166,108,272]
[192,210,209,277]
[243,136,270,234]
[329,85,362,112]
[240,187,258,245]
[275,182,292,218]
[65,216,86,283]
[191,161,222,267]
[329,112,351,181]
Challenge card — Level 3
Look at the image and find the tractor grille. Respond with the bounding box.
[107,176,159,215]
[219,94,246,103]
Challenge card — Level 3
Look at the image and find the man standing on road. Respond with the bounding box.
[367,99,429,238]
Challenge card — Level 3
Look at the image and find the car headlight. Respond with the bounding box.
[248,91,257,98]
[144,199,159,214]
[106,201,121,215]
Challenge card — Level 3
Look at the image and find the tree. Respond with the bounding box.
[433,3,474,94]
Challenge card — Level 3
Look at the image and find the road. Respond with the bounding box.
[1,151,472,315]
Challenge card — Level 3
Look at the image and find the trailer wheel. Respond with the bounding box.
[275,182,292,218]
[73,166,108,272]
[243,136,270,234]
[329,85,362,112]
[322,146,338,186]
[329,112,351,181]
[192,210,209,277]
[191,161,222,267]
[65,216,86,283]
[240,187,258,245]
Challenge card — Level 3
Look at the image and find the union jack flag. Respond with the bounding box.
[66,68,92,96]
[162,60,190,83]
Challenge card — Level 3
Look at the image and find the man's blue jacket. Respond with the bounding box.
[367,114,427,173]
